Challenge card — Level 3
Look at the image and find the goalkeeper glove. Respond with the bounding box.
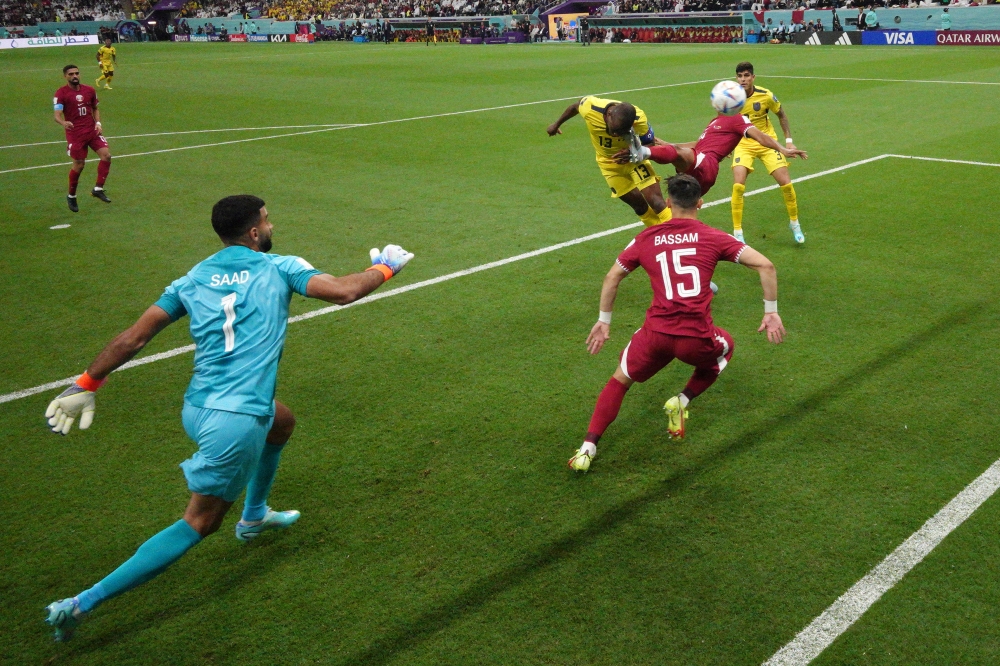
[45,372,104,435]
[367,244,415,281]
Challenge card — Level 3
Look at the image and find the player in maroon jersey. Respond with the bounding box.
[54,64,112,213]
[569,174,785,472]
[616,112,807,198]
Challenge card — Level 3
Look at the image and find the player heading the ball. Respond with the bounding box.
[569,174,785,473]
[44,195,414,642]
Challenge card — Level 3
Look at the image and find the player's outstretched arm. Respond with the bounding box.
[305,244,414,305]
[45,305,174,435]
[586,263,629,355]
[776,107,795,149]
[737,247,785,344]
[747,127,807,160]
[547,101,581,136]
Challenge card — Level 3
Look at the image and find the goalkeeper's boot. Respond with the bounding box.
[627,130,644,164]
[733,228,745,243]
[235,507,300,542]
[790,221,804,244]
[67,195,78,213]
[710,281,719,295]
[568,450,592,473]
[663,396,689,439]
[91,188,111,203]
[45,597,86,642]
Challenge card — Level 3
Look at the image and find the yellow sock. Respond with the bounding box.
[639,207,660,227]
[780,183,798,222]
[96,75,105,86]
[657,207,672,223]
[731,183,745,231]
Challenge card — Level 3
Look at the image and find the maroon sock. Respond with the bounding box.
[96,160,110,187]
[68,168,81,196]
[648,144,679,164]
[585,377,630,444]
[682,368,719,402]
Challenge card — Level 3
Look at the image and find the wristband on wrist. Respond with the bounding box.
[785,138,793,144]
[598,311,612,324]
[366,264,393,281]
[76,371,106,392]
[96,121,102,126]
[764,299,778,314]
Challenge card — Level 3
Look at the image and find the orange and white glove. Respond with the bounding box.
[45,372,104,435]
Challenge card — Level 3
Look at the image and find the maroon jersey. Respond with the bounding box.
[54,84,99,138]
[693,113,754,162]
[617,218,747,338]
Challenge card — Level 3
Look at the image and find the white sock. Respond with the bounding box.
[68,194,76,198]
[580,441,597,457]
[678,393,690,408]
[93,186,103,191]
[789,219,800,229]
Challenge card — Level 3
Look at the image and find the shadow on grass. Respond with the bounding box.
[342,300,985,665]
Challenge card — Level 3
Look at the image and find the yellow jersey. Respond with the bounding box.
[97,45,116,68]
[578,95,652,165]
[738,86,781,140]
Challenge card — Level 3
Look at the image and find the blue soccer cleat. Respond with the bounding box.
[235,507,300,542]
[790,221,805,244]
[45,597,85,642]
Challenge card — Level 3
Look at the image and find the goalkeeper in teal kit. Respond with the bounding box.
[43,195,414,641]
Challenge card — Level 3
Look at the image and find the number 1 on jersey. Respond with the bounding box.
[221,293,237,352]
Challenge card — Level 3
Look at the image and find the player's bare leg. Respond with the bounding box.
[619,187,661,228]
[67,158,85,212]
[92,146,112,203]
[731,164,750,242]
[104,72,113,89]
[639,181,671,223]
[235,399,300,541]
[570,367,634,472]
[771,166,803,243]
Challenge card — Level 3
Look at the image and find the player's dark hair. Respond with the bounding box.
[63,64,78,74]
[666,174,702,209]
[606,103,637,136]
[212,195,265,240]
[736,61,754,75]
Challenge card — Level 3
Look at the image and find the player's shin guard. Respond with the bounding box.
[731,183,745,231]
[780,183,798,222]
[242,443,285,523]
[647,144,678,164]
[75,520,202,613]
[657,206,672,223]
[585,377,630,444]
[639,207,660,228]
[96,159,110,188]
[68,168,81,196]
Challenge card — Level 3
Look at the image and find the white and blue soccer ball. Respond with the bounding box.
[710,80,747,116]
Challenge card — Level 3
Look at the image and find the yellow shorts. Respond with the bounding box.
[732,142,787,175]
[598,159,659,198]
[101,67,114,75]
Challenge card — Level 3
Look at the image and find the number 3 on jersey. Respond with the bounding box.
[655,249,701,300]
[221,292,237,352]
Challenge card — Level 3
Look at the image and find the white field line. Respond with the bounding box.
[767,75,1000,86]
[0,151,913,406]
[763,458,1000,666]
[0,78,718,175]
[0,125,361,150]
[885,154,1000,168]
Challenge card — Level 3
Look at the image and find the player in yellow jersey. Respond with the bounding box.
[730,62,804,244]
[96,38,116,90]
[547,96,672,228]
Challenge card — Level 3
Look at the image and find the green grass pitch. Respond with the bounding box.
[2,42,1000,664]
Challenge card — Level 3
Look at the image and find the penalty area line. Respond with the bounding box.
[762,457,1000,666]
[2,152,995,406]
[0,78,719,176]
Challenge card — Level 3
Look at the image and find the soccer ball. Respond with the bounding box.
[710,80,747,116]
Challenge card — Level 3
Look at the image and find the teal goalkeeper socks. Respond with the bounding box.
[242,443,285,523]
[76,519,202,612]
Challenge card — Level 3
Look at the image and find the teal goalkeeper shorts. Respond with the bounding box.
[180,403,274,502]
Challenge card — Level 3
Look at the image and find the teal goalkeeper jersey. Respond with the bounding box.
[154,245,321,417]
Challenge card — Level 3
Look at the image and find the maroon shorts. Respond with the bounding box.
[619,325,734,383]
[66,131,108,161]
[685,152,720,196]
